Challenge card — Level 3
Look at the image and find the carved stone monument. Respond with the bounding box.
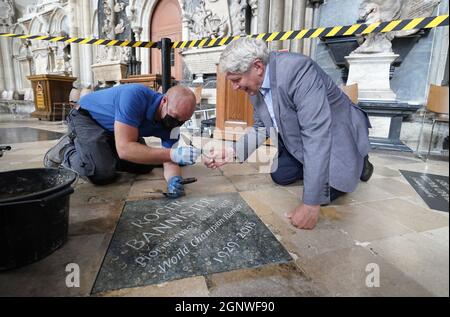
[181,0,256,83]
[92,0,132,86]
[345,0,440,101]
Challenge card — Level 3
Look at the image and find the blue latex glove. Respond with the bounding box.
[170,146,201,166]
[166,176,185,199]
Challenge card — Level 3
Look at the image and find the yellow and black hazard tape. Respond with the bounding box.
[0,33,159,48]
[1,14,448,50]
[172,14,449,48]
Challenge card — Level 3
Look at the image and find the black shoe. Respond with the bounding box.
[360,155,374,182]
[443,136,449,150]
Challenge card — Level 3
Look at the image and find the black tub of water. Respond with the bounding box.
[0,167,77,271]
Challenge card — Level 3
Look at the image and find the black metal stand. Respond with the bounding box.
[159,38,172,93]
[358,101,421,152]
[128,31,141,76]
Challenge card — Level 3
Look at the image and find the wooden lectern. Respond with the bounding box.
[28,74,76,121]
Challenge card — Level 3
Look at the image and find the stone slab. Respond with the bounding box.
[400,170,449,212]
[0,127,64,144]
[91,192,292,294]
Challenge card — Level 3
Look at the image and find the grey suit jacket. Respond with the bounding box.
[235,52,371,205]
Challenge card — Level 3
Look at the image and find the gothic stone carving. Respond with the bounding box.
[0,0,14,27]
[229,0,248,36]
[97,0,132,63]
[353,0,440,54]
[52,32,72,75]
[182,0,229,39]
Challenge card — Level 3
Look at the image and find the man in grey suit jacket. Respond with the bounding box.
[204,38,373,230]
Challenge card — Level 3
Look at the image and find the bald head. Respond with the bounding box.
[166,85,196,121]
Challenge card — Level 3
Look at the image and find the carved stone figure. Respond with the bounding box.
[229,0,248,36]
[120,47,132,63]
[125,0,138,27]
[247,0,258,16]
[53,32,71,74]
[0,0,14,27]
[98,0,117,62]
[34,51,50,74]
[102,0,115,39]
[352,0,441,54]
[183,0,229,40]
[114,18,126,34]
[352,0,402,54]
[114,1,126,12]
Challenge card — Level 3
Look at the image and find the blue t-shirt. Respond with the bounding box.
[79,84,178,149]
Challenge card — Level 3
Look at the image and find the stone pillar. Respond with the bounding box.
[291,0,307,53]
[310,0,323,60]
[133,26,143,68]
[249,0,258,34]
[282,0,292,51]
[0,0,15,97]
[0,40,5,93]
[257,0,270,34]
[69,0,80,85]
[0,36,16,96]
[269,0,285,51]
[302,5,314,56]
[82,0,93,87]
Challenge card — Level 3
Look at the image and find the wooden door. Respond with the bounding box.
[150,0,182,80]
[215,69,254,141]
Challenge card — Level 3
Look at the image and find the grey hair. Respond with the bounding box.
[219,37,269,74]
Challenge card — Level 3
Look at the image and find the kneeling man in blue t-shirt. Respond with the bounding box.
[44,84,200,199]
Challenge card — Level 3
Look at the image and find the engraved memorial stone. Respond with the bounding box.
[92,193,292,294]
[400,170,449,213]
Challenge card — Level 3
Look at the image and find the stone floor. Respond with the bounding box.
[0,118,448,297]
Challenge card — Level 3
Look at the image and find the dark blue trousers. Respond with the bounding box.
[270,137,346,202]
[63,108,154,185]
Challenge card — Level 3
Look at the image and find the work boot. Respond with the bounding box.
[360,155,374,182]
[43,133,74,168]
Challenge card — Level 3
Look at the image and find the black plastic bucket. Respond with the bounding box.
[0,168,77,271]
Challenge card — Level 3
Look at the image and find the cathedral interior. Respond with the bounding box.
[0,0,448,299]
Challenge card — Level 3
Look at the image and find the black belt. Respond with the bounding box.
[77,107,91,117]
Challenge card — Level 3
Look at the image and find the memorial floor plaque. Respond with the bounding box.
[400,170,449,213]
[92,193,292,294]
[0,127,64,144]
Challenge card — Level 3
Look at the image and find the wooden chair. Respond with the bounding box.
[342,83,359,104]
[417,84,449,160]
[194,85,203,107]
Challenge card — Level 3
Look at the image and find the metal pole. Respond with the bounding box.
[160,38,172,93]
